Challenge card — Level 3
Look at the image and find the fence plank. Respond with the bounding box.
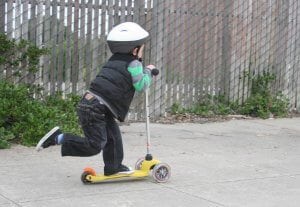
[64,0,73,94]
[0,1,5,33]
[277,1,290,92]
[107,0,114,30]
[91,0,100,80]
[43,0,51,94]
[28,0,37,85]
[85,0,93,88]
[155,0,164,117]
[221,0,233,100]
[198,0,205,100]
[164,0,172,112]
[286,1,300,110]
[193,1,201,103]
[5,0,13,81]
[36,1,43,88]
[120,0,126,23]
[50,0,58,94]
[126,0,133,22]
[21,1,29,40]
[29,0,36,44]
[15,0,21,41]
[78,0,86,94]
[296,0,300,110]
[56,0,65,91]
[7,0,13,38]
[0,1,5,79]
[113,0,120,25]
[72,0,79,93]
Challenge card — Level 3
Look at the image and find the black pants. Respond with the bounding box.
[61,95,123,171]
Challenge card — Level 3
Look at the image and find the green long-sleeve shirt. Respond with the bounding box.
[127,60,152,92]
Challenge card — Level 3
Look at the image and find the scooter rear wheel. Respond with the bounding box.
[81,172,92,184]
[152,163,171,183]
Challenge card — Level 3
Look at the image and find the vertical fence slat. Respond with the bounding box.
[154,0,164,117]
[21,1,29,40]
[221,0,233,100]
[126,0,133,22]
[107,0,113,30]
[113,0,120,26]
[15,0,21,41]
[0,1,5,79]
[196,1,205,102]
[36,1,43,88]
[7,0,13,38]
[29,0,36,44]
[159,0,169,116]
[296,0,300,110]
[100,0,108,64]
[64,0,73,94]
[182,1,189,106]
[0,1,5,33]
[165,0,173,112]
[78,0,86,94]
[42,0,51,94]
[50,0,57,94]
[285,1,297,106]
[50,0,58,94]
[43,0,51,94]
[72,0,80,93]
[292,0,299,106]
[57,0,65,91]
[28,0,37,85]
[91,0,100,80]
[5,0,13,81]
[85,0,93,88]
[120,0,126,23]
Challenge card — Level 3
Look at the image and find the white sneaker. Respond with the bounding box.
[36,126,61,151]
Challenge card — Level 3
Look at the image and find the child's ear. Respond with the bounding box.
[132,47,139,56]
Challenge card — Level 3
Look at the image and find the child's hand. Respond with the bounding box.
[146,64,156,70]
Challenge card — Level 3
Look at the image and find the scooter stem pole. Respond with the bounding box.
[145,88,151,155]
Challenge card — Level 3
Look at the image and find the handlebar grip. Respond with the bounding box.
[151,68,159,76]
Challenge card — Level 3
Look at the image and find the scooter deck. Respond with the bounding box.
[82,159,162,183]
[85,170,149,183]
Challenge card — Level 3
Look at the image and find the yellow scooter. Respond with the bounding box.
[81,69,171,184]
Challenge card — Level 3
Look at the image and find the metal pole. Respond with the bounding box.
[145,88,151,155]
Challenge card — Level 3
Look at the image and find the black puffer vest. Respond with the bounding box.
[89,53,136,122]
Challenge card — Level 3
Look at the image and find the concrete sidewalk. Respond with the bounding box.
[0,118,299,207]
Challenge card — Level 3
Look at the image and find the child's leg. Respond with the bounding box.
[103,115,129,175]
[61,98,108,157]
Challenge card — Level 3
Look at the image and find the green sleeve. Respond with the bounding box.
[127,60,152,92]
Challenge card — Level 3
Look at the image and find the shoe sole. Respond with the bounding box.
[105,167,134,176]
[35,126,59,151]
[118,170,134,175]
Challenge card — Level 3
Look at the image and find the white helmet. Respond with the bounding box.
[107,22,149,54]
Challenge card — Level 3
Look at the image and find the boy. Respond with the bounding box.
[36,22,156,176]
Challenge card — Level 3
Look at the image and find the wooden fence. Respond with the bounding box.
[1,0,300,120]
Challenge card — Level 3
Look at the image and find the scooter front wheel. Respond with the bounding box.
[152,163,171,183]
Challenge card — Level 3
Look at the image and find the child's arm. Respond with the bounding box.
[127,60,152,92]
